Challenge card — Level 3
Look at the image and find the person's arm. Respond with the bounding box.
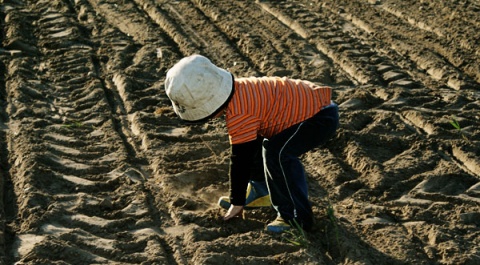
[223,140,258,220]
[229,140,258,205]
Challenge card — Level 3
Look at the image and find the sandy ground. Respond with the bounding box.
[1,0,479,264]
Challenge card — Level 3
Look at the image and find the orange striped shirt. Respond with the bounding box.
[226,76,332,144]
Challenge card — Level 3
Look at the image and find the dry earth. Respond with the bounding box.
[1,0,479,264]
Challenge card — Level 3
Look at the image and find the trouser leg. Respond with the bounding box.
[263,106,339,231]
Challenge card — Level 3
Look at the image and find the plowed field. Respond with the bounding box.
[1,0,479,264]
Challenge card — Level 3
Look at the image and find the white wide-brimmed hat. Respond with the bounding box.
[165,55,233,121]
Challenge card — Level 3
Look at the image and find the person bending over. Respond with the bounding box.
[165,55,339,232]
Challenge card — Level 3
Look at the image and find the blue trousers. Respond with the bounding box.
[262,104,339,231]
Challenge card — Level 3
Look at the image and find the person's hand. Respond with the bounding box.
[223,205,244,220]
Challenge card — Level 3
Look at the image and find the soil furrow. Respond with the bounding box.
[129,0,202,55]
[143,0,258,77]
[259,0,376,85]
[309,1,421,89]
[87,0,160,44]
[191,0,302,77]
[1,0,171,264]
[322,0,480,89]
[451,144,480,177]
[76,0,186,263]
[6,63,165,263]
[381,0,480,56]
[192,0,342,82]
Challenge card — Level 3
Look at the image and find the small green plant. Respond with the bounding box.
[449,116,470,142]
[61,120,96,130]
[62,121,85,128]
[282,219,309,247]
[326,203,340,248]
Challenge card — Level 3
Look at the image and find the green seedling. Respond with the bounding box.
[325,203,340,249]
[450,116,461,131]
[62,121,95,130]
[449,116,470,142]
[283,219,309,247]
